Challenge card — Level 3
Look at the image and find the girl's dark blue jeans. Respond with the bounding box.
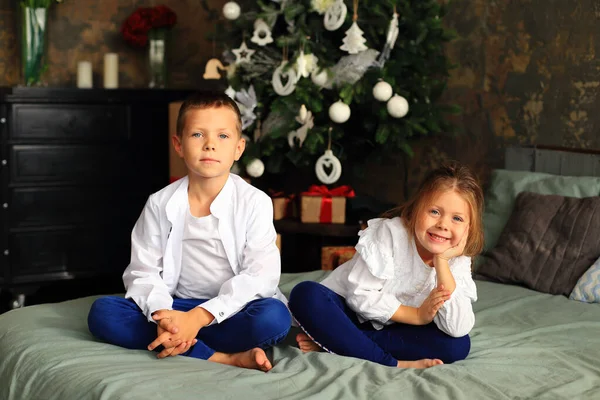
[289,281,470,367]
[88,296,291,360]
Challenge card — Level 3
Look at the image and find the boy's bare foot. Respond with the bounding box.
[397,358,443,369]
[296,333,322,353]
[209,348,272,372]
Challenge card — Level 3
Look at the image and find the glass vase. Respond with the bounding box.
[21,6,48,86]
[148,28,168,88]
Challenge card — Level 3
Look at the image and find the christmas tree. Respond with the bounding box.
[209,0,459,183]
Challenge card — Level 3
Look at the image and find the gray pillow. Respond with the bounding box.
[475,192,600,296]
[482,170,600,254]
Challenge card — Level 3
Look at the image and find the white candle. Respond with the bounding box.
[77,61,93,88]
[103,53,119,89]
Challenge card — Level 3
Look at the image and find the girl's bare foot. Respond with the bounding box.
[296,333,322,353]
[209,348,272,372]
[397,358,443,369]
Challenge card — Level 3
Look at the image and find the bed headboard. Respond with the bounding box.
[505,146,600,177]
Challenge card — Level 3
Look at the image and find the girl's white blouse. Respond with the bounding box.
[320,217,477,337]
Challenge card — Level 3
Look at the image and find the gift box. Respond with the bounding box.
[300,185,355,224]
[270,191,296,220]
[321,246,357,270]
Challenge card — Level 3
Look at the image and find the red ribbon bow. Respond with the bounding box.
[302,185,355,223]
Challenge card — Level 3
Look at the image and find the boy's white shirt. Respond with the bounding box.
[122,173,287,323]
[321,217,477,337]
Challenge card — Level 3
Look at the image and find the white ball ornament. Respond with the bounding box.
[387,94,409,118]
[311,69,328,87]
[223,1,241,20]
[328,100,351,124]
[246,158,265,178]
[373,81,393,102]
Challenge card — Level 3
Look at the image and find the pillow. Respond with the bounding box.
[570,257,600,303]
[475,192,600,296]
[483,170,600,253]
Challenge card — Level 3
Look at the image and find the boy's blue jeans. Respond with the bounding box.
[88,296,291,360]
[289,281,470,367]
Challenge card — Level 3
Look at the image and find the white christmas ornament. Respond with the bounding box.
[328,100,351,123]
[324,0,347,31]
[246,158,265,178]
[272,61,298,96]
[315,149,342,184]
[375,11,399,68]
[223,2,241,20]
[311,69,329,87]
[340,21,368,54]
[251,19,273,46]
[295,50,309,80]
[387,94,409,118]
[287,105,314,148]
[373,81,393,102]
[232,41,255,64]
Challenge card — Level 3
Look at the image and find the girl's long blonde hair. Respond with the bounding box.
[382,162,485,257]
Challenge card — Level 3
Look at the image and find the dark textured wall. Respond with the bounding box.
[1,0,598,202]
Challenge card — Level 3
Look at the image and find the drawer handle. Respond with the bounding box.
[0,117,5,124]
[3,249,8,256]
[1,159,6,166]
[2,203,7,209]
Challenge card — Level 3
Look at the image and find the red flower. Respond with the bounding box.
[121,5,177,48]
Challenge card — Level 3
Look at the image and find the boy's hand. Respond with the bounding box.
[417,285,451,324]
[149,308,214,358]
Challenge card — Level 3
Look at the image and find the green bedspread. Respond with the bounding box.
[1,271,599,400]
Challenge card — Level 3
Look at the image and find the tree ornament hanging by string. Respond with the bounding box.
[315,128,342,184]
[295,49,309,80]
[246,158,265,178]
[203,58,227,79]
[311,68,329,87]
[232,40,255,64]
[251,19,274,46]
[340,0,368,54]
[387,94,409,118]
[272,45,297,96]
[223,2,241,20]
[373,80,393,102]
[287,104,314,148]
[375,7,400,68]
[328,100,351,123]
[324,0,347,31]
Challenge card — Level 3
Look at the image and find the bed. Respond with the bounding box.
[1,146,600,400]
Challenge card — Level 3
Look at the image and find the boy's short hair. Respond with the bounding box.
[176,91,242,137]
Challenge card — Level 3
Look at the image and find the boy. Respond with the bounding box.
[88,92,290,372]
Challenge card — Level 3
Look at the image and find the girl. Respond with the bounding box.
[288,162,484,369]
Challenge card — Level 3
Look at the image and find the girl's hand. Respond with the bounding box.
[417,285,451,324]
[437,228,469,262]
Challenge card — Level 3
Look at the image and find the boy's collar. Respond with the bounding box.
[166,174,233,222]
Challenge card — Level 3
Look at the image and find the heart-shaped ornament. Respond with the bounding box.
[315,150,342,184]
[272,61,297,96]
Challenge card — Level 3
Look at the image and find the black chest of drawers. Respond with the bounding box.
[0,87,211,310]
